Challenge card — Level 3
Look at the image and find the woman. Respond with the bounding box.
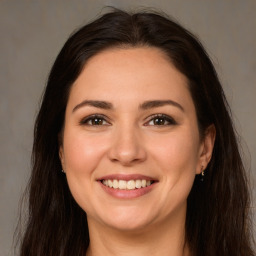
[18,9,255,256]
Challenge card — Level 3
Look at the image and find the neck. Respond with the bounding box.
[86,206,190,256]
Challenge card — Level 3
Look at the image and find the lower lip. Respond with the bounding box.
[98,181,157,199]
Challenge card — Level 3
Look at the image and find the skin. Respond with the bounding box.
[59,47,215,256]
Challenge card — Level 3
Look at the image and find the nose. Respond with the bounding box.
[108,124,147,166]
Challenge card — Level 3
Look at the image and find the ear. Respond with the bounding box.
[196,124,216,174]
[59,145,66,172]
[59,145,66,171]
[58,130,66,171]
[57,128,66,170]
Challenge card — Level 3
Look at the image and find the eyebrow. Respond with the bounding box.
[139,100,184,112]
[72,100,113,112]
[72,99,184,113]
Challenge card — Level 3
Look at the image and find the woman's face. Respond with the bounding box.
[60,47,214,231]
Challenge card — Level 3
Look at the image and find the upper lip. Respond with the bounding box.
[97,174,158,181]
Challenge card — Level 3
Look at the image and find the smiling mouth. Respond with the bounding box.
[101,179,155,190]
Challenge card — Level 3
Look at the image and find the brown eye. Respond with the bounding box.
[80,115,110,126]
[90,117,104,125]
[146,114,177,126]
[153,117,168,125]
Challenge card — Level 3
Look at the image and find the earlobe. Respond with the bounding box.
[59,146,65,170]
[197,124,216,174]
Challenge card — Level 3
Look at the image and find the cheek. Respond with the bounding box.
[63,130,108,176]
[63,129,109,212]
[148,130,199,213]
[148,128,200,188]
[152,130,199,164]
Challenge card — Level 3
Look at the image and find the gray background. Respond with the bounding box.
[0,0,255,255]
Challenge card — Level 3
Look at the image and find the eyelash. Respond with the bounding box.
[79,114,110,126]
[145,114,177,126]
[79,114,177,126]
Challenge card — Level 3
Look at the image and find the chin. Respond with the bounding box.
[104,217,153,233]
[91,204,160,232]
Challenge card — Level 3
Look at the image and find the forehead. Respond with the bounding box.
[67,47,193,110]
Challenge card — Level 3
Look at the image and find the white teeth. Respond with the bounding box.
[135,180,142,188]
[141,179,146,188]
[101,179,153,190]
[113,179,119,189]
[127,180,135,190]
[108,180,113,188]
[119,180,127,189]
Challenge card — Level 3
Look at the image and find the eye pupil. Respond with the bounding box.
[154,118,165,125]
[92,118,103,125]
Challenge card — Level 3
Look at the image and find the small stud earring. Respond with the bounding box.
[61,169,65,173]
[200,166,205,182]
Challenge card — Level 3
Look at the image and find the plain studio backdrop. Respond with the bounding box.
[0,0,255,255]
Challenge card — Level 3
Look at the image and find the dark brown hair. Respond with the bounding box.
[18,8,255,256]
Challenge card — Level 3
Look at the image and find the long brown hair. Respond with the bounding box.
[18,8,255,256]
